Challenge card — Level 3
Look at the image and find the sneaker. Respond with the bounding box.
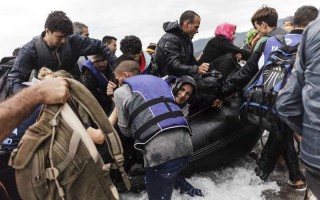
[290,180,307,191]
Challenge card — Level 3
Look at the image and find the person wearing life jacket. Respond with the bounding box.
[81,54,114,115]
[223,5,318,190]
[110,55,195,200]
[120,35,159,76]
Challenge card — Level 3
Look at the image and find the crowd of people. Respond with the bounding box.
[0,4,319,200]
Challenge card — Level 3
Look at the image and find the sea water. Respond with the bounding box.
[120,134,306,200]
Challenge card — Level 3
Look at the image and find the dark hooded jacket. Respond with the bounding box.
[155,21,198,77]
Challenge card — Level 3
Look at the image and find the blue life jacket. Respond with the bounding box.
[81,60,108,88]
[124,75,190,150]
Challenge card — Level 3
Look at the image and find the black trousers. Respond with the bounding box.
[0,150,21,200]
[257,123,303,181]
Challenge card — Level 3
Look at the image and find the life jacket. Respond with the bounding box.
[32,35,73,72]
[81,60,108,88]
[124,75,190,150]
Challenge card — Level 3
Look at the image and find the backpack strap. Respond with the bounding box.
[65,78,131,191]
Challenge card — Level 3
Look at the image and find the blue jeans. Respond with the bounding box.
[145,155,190,200]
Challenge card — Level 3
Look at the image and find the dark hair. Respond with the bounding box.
[113,54,136,72]
[120,35,142,55]
[113,54,140,75]
[293,5,318,27]
[45,11,73,36]
[12,47,21,57]
[179,10,200,26]
[73,22,88,35]
[251,6,278,28]
[102,36,117,44]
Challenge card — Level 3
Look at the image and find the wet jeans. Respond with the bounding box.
[145,155,190,200]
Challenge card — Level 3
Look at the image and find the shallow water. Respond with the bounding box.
[120,135,306,200]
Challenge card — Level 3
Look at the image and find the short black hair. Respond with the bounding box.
[120,35,142,55]
[102,36,117,44]
[293,5,318,27]
[179,10,200,26]
[113,54,140,75]
[45,11,73,36]
[113,54,136,71]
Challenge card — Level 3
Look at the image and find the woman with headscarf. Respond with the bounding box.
[198,22,251,78]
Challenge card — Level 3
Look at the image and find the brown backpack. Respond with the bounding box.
[9,78,130,200]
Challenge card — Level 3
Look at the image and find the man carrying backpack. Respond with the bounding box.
[222,5,318,190]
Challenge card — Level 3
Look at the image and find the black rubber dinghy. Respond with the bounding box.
[115,95,262,192]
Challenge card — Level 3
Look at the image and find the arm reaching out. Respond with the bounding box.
[0,77,69,142]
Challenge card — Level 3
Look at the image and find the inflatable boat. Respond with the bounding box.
[115,95,261,192]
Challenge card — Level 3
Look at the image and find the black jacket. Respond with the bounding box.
[155,21,198,77]
[8,32,117,94]
[198,35,251,65]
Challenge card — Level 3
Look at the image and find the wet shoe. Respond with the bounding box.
[289,180,307,191]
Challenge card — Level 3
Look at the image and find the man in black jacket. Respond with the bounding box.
[8,11,116,94]
[155,10,209,77]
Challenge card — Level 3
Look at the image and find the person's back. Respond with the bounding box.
[7,11,116,94]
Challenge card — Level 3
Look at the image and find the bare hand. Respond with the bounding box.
[35,77,69,105]
[87,127,105,144]
[197,63,210,74]
[212,99,223,108]
[235,53,242,61]
[107,81,117,97]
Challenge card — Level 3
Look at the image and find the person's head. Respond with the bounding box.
[293,5,318,29]
[214,22,237,41]
[120,35,142,63]
[172,76,197,105]
[251,6,278,35]
[90,54,108,72]
[146,43,157,56]
[12,47,21,57]
[73,22,89,37]
[179,10,201,39]
[113,54,140,86]
[102,36,117,53]
[282,16,294,31]
[44,11,73,47]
